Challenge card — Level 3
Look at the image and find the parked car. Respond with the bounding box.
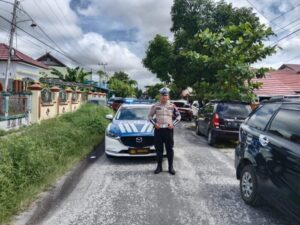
[111,97,125,111]
[235,98,300,223]
[87,98,107,106]
[107,97,115,107]
[195,101,252,145]
[171,100,194,121]
[105,103,155,157]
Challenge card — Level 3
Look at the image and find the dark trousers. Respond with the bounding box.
[154,128,174,167]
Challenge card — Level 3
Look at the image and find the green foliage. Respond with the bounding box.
[182,23,276,101]
[50,67,91,83]
[146,83,181,100]
[0,104,111,224]
[143,35,174,83]
[143,0,276,102]
[108,71,138,97]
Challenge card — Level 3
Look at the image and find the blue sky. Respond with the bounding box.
[0,0,300,88]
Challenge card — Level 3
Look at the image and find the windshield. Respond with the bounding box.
[217,103,251,118]
[115,107,151,120]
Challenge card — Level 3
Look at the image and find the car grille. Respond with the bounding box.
[120,136,154,147]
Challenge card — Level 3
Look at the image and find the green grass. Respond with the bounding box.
[0,104,112,224]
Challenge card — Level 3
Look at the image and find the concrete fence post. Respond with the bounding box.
[50,86,60,117]
[29,83,42,124]
[65,87,73,112]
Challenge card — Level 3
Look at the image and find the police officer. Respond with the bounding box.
[148,87,181,175]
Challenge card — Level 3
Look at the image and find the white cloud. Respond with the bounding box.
[1,0,300,89]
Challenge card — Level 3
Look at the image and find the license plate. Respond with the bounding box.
[129,148,149,154]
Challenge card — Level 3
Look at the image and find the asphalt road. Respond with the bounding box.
[36,122,289,225]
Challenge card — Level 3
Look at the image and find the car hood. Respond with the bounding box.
[108,120,154,137]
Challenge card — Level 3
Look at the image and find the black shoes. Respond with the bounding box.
[154,164,162,174]
[154,164,176,175]
[168,166,176,175]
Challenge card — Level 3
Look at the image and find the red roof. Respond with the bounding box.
[253,69,300,96]
[0,43,48,69]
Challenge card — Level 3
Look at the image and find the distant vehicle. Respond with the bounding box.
[111,97,125,111]
[235,98,300,223]
[195,101,252,145]
[171,100,193,121]
[105,104,155,157]
[111,98,137,111]
[107,97,116,107]
[87,98,107,106]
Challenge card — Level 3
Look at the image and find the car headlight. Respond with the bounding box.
[106,129,119,139]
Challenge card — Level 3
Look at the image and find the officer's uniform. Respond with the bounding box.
[148,87,181,175]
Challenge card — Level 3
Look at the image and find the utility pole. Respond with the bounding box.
[4,0,20,92]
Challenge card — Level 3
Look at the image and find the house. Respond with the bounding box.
[253,64,300,101]
[36,52,67,79]
[0,43,48,92]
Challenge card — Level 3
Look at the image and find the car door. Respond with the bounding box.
[262,107,300,220]
[241,103,281,187]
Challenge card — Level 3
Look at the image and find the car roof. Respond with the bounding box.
[261,97,300,110]
[120,103,153,108]
[210,100,251,104]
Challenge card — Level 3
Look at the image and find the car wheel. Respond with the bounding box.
[207,129,215,146]
[240,165,262,206]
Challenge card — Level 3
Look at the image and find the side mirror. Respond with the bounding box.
[105,114,114,120]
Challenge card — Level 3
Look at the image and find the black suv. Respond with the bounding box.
[235,98,300,222]
[195,101,252,145]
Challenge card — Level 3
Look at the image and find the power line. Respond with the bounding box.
[270,26,300,46]
[270,2,300,23]
[31,0,94,68]
[0,14,84,66]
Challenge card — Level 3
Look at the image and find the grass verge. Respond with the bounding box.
[0,104,112,224]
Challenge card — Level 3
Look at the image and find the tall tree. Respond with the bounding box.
[143,0,276,101]
[143,35,174,83]
[108,71,137,97]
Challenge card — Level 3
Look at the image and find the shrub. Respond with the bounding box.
[0,104,112,224]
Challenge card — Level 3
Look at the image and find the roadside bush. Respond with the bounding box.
[0,104,112,224]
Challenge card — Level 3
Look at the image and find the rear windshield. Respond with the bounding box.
[216,103,251,118]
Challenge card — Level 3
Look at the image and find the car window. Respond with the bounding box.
[247,103,280,131]
[116,107,150,120]
[268,109,300,144]
[216,103,251,118]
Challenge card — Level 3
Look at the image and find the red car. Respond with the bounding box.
[171,100,193,121]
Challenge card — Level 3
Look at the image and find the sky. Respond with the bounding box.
[0,0,300,88]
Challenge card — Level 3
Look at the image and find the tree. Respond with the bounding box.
[146,83,165,99]
[143,35,174,83]
[182,23,275,101]
[108,71,137,97]
[143,0,276,101]
[96,69,109,82]
[50,67,91,83]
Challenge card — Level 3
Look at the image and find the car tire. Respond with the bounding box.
[207,129,216,146]
[240,165,262,206]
